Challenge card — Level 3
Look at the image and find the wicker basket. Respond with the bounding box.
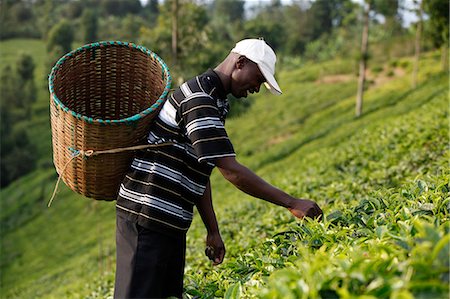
[49,41,172,201]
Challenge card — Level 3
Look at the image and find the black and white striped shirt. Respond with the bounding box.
[116,69,235,235]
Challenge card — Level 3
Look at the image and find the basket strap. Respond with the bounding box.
[48,151,82,207]
[80,142,174,157]
[48,142,174,207]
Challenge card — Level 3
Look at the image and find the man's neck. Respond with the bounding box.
[213,53,239,95]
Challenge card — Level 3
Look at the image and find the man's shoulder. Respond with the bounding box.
[172,77,216,105]
[173,69,223,99]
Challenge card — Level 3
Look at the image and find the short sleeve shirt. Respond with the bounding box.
[116,69,235,235]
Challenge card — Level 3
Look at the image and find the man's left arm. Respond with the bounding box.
[196,179,225,265]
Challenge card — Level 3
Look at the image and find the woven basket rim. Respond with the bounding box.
[48,41,172,124]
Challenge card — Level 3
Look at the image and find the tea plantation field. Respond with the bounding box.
[0,39,448,298]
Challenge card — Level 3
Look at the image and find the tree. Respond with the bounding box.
[47,19,74,53]
[282,3,309,55]
[82,8,98,43]
[210,0,244,43]
[243,0,285,52]
[60,0,84,19]
[308,0,344,41]
[10,1,34,23]
[122,14,145,43]
[423,0,449,71]
[140,0,215,81]
[0,60,38,187]
[0,0,41,39]
[100,0,141,17]
[17,53,35,82]
[35,0,59,39]
[8,54,37,117]
[300,0,360,62]
[16,53,37,115]
[0,66,16,133]
[212,0,244,24]
[243,19,285,52]
[1,126,37,187]
[356,1,370,117]
[142,0,159,26]
[355,0,401,117]
[278,0,357,57]
[373,0,402,30]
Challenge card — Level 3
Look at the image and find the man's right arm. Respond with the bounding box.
[215,156,322,219]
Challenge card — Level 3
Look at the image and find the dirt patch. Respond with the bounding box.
[315,66,406,88]
[367,67,406,87]
[316,74,354,84]
[267,133,293,146]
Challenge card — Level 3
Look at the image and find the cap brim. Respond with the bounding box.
[258,65,282,95]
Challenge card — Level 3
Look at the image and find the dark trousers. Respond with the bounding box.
[114,214,186,299]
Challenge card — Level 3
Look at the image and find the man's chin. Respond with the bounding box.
[231,91,246,99]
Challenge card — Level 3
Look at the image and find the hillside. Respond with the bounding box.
[1,39,448,298]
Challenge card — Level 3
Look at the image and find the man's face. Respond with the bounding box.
[230,56,266,98]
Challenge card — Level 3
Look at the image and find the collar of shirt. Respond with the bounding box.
[200,69,230,122]
[202,69,228,100]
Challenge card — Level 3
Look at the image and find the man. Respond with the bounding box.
[114,39,322,298]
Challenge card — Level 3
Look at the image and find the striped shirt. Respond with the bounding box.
[116,69,235,235]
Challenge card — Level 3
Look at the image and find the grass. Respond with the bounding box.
[0,39,448,298]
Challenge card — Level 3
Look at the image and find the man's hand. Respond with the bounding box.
[205,232,225,265]
[288,199,323,220]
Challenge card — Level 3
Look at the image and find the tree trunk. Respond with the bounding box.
[412,1,422,88]
[356,2,370,117]
[172,0,179,66]
[442,44,449,73]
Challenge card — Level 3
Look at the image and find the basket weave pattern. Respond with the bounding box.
[49,41,171,200]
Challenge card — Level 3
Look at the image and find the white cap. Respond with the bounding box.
[231,38,282,95]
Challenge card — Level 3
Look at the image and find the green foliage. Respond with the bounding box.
[0,0,441,84]
[140,1,222,81]
[371,65,384,74]
[1,36,447,299]
[35,0,59,39]
[1,126,38,186]
[180,51,448,298]
[307,0,352,41]
[0,54,38,187]
[0,0,41,39]
[227,96,253,119]
[45,45,65,79]
[122,14,146,43]
[422,0,449,47]
[0,38,65,170]
[206,0,245,61]
[369,0,400,18]
[242,1,285,52]
[211,0,245,25]
[304,32,355,62]
[59,0,84,19]
[47,19,74,53]
[17,52,35,81]
[81,8,98,44]
[99,0,141,17]
[141,0,159,26]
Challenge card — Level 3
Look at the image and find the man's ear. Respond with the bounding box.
[235,56,247,69]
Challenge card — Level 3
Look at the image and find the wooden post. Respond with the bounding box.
[412,0,422,88]
[172,0,179,66]
[356,1,370,118]
[442,44,449,73]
